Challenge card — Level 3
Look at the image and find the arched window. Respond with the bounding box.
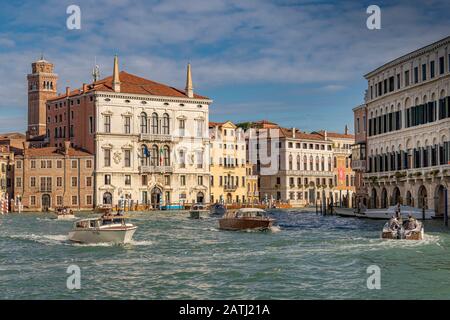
[140,112,148,133]
[309,156,313,171]
[151,145,158,166]
[151,113,159,134]
[315,156,320,171]
[333,156,337,168]
[296,155,301,170]
[303,156,308,170]
[328,157,332,171]
[288,155,293,170]
[321,157,325,171]
[163,146,170,166]
[162,113,170,134]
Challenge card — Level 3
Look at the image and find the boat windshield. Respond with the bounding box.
[236,211,266,218]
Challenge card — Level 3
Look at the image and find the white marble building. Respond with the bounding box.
[364,36,450,215]
[47,57,212,208]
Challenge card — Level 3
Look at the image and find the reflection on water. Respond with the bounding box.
[1,210,450,299]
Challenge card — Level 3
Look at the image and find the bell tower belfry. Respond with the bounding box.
[27,57,58,139]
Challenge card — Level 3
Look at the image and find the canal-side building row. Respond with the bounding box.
[242,120,355,207]
[353,35,450,216]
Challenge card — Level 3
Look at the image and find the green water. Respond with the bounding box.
[0,210,449,299]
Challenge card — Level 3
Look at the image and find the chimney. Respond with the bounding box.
[292,127,295,138]
[112,55,121,92]
[185,63,194,98]
[22,141,30,156]
[324,130,327,140]
[65,86,70,96]
[345,125,349,135]
[82,83,88,92]
[64,141,71,155]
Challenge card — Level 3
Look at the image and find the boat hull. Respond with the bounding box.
[381,228,424,240]
[68,227,137,244]
[219,218,274,231]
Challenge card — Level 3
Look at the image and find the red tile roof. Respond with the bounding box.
[22,147,93,157]
[49,71,209,101]
[279,128,326,141]
[209,121,225,128]
[315,130,354,139]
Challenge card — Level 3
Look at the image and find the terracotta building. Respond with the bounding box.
[13,141,94,212]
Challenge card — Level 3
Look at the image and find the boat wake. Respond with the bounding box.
[4,233,69,245]
[269,226,282,233]
[72,239,153,247]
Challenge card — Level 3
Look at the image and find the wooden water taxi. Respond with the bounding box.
[219,208,275,231]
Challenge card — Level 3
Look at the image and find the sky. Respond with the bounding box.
[0,0,449,134]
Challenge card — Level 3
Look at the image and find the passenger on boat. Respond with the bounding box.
[404,215,418,230]
[389,217,401,230]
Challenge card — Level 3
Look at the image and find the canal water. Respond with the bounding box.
[1,210,449,299]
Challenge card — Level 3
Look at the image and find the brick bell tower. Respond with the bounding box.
[27,57,58,139]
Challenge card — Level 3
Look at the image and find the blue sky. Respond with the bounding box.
[1,0,449,134]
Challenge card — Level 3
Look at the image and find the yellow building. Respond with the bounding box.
[209,121,247,204]
[246,164,259,204]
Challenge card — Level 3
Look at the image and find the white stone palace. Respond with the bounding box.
[46,57,212,208]
[361,36,450,215]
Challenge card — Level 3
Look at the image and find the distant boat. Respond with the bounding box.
[219,208,275,231]
[209,203,226,217]
[52,207,75,220]
[189,203,208,219]
[381,217,424,240]
[336,205,435,220]
[68,215,137,244]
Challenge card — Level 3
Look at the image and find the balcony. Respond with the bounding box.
[224,185,238,192]
[139,165,174,174]
[285,170,333,177]
[364,164,450,184]
[351,160,366,171]
[139,133,173,142]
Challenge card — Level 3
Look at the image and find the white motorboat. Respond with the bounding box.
[68,215,137,244]
[52,207,76,220]
[357,205,435,220]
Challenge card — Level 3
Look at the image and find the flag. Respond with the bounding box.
[143,145,149,158]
